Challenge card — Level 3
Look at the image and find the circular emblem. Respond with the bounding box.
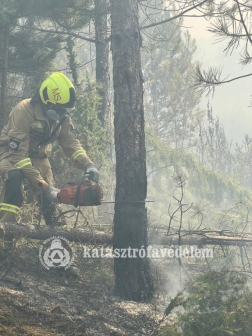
[39,236,75,270]
[9,141,18,149]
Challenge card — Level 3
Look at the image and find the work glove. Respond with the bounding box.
[42,184,60,203]
[84,164,100,183]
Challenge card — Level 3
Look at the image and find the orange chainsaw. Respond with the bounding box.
[57,174,103,207]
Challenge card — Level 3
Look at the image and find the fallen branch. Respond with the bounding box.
[2,222,252,247]
[1,222,112,244]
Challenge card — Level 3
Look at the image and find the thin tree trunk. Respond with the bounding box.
[111,0,154,302]
[0,27,9,130]
[94,0,112,222]
[95,0,110,127]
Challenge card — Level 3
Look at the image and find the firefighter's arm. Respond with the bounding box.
[7,102,44,191]
[57,116,94,169]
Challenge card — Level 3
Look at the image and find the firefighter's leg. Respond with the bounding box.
[0,164,24,235]
[31,158,66,226]
[37,192,56,225]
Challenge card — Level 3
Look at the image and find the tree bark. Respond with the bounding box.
[0,27,9,130]
[111,0,154,301]
[94,0,110,127]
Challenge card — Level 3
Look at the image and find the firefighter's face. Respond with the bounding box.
[47,103,67,115]
[46,103,67,120]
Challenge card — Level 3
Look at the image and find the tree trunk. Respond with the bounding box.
[111,0,154,302]
[94,0,110,127]
[0,27,9,130]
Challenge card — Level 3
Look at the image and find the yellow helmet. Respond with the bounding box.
[39,72,76,108]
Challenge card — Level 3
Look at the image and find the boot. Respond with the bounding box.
[38,194,67,226]
[0,210,18,238]
[56,264,80,279]
[65,263,80,278]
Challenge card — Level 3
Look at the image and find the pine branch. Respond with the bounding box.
[193,65,252,94]
[240,50,252,66]
[16,24,96,43]
[235,0,252,45]
[141,0,210,30]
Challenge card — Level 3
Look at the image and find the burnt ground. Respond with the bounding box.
[0,239,173,336]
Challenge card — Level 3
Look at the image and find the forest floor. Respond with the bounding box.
[0,238,175,336]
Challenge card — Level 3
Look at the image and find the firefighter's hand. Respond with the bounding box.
[42,185,60,203]
[85,164,100,183]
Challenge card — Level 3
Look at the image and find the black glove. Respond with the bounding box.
[42,185,60,203]
[85,164,100,183]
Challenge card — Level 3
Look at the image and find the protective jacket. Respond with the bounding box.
[0,98,93,192]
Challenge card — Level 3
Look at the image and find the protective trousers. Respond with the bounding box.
[0,157,61,228]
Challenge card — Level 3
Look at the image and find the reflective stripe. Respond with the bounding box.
[31,121,43,129]
[71,150,86,162]
[73,152,87,161]
[0,203,20,214]
[71,150,84,161]
[14,158,32,169]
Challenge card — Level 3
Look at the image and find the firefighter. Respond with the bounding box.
[0,72,99,234]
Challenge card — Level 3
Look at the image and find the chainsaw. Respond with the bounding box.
[57,174,103,207]
[57,175,154,207]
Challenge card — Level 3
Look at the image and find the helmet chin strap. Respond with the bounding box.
[46,109,60,120]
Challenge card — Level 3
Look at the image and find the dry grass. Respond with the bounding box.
[0,239,161,336]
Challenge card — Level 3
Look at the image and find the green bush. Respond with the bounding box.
[161,270,252,336]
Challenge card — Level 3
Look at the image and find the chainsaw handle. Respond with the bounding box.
[73,174,91,207]
[73,175,84,207]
